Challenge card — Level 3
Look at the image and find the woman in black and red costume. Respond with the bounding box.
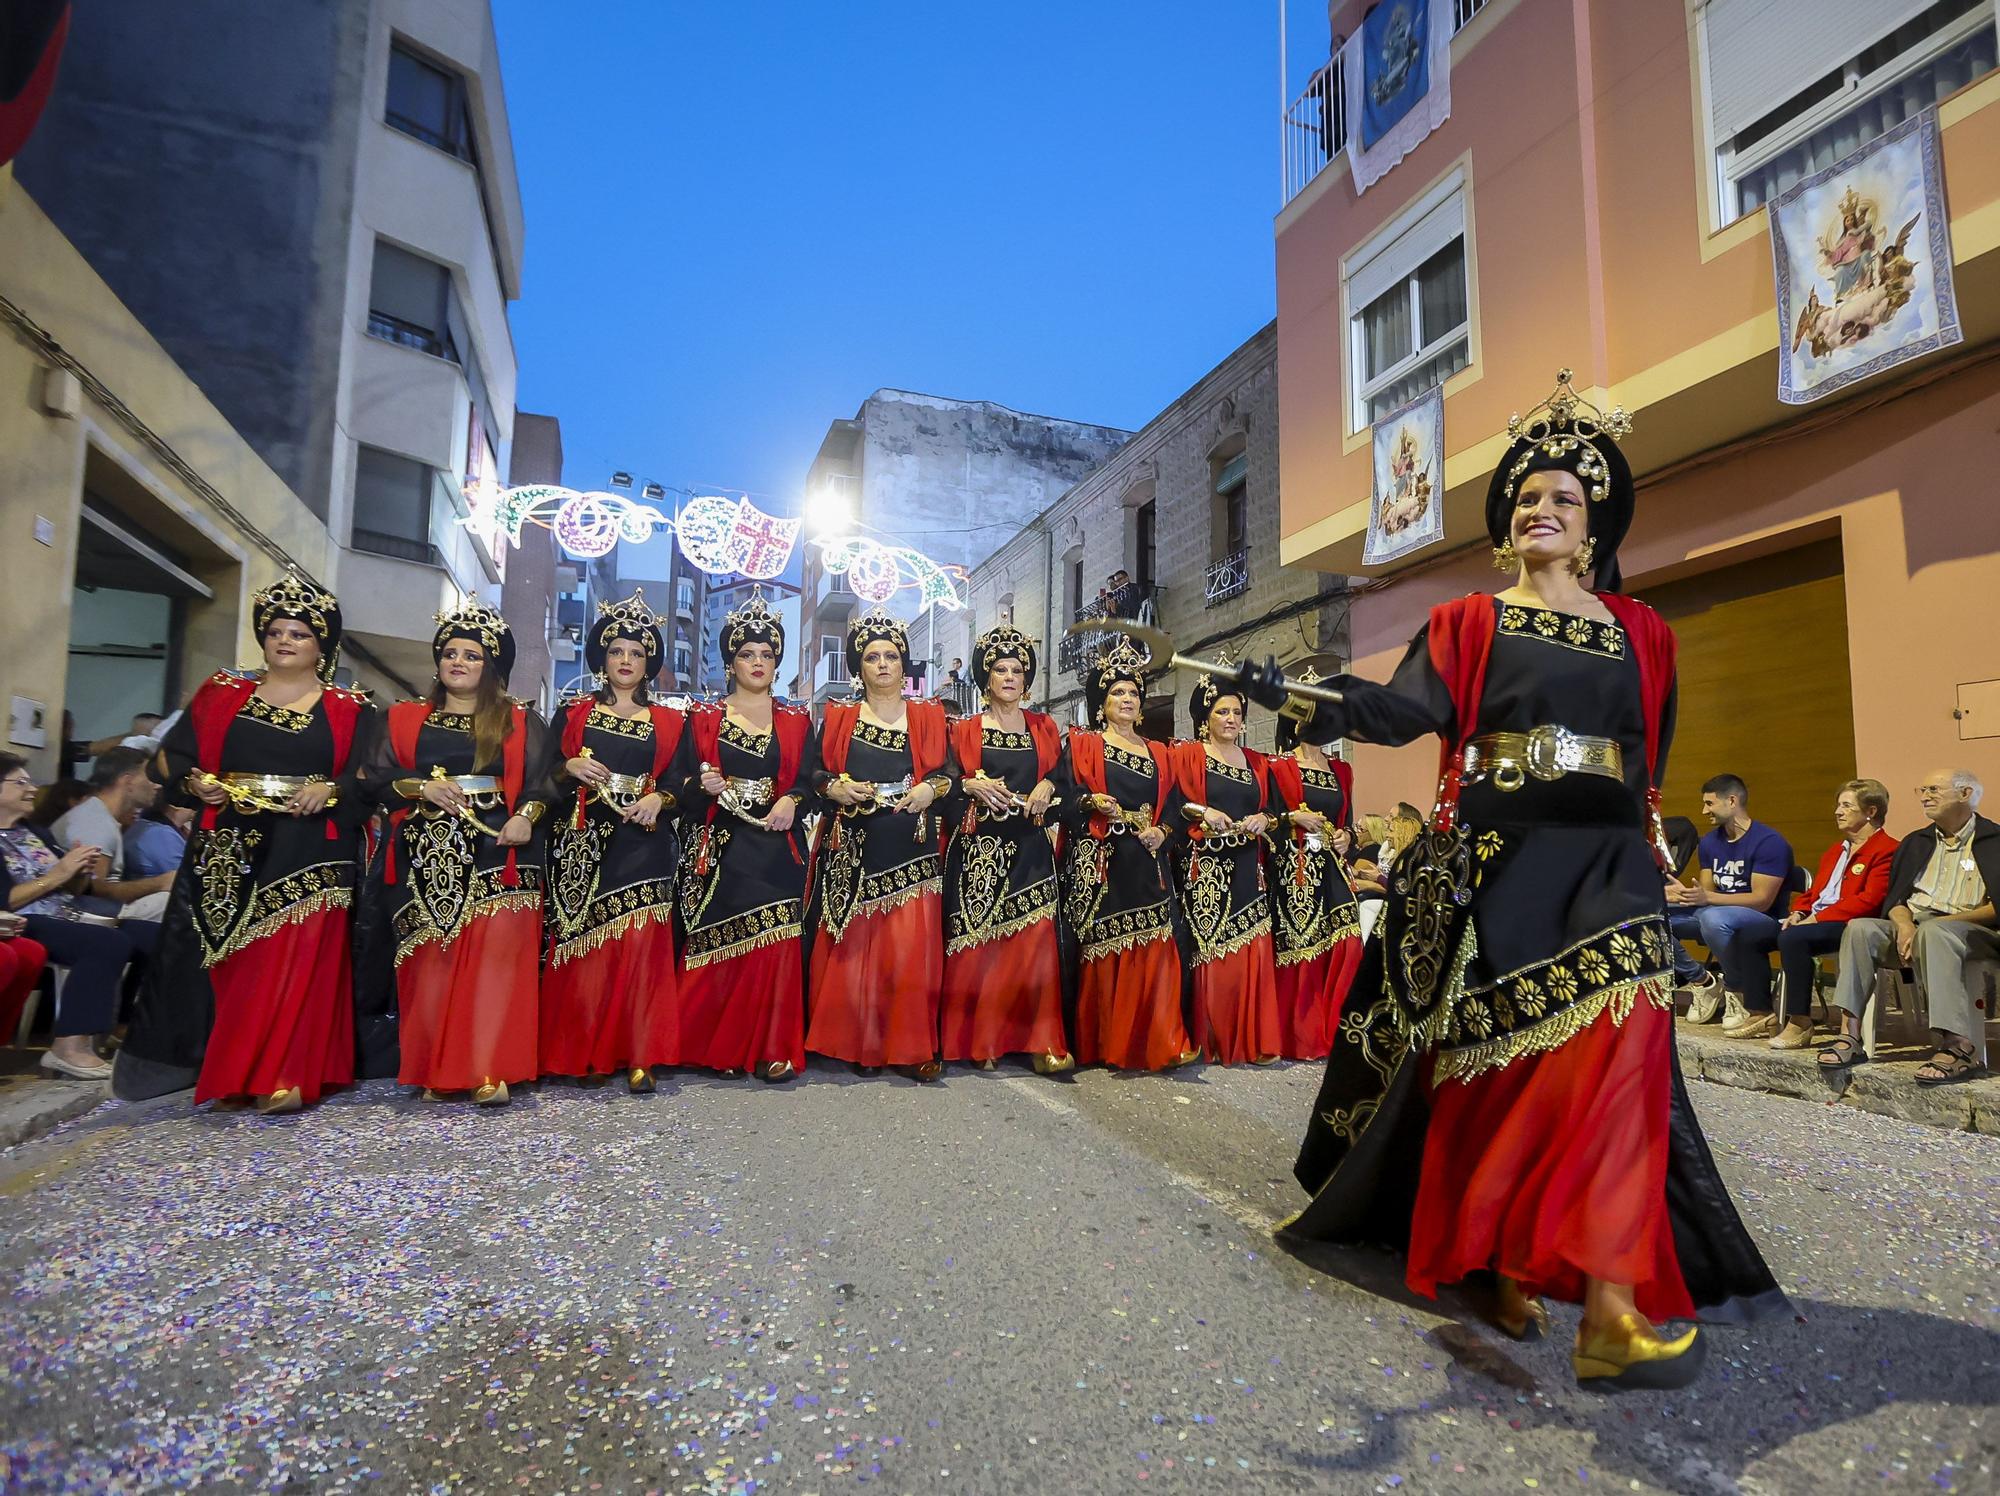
[1266,669,1364,1060]
[1060,639,1195,1071]
[354,599,552,1107]
[1284,371,1783,1390]
[805,606,955,1081]
[114,569,375,1112]
[679,587,815,1082]
[542,589,687,1091]
[940,625,1071,1074]
[1169,672,1283,1065]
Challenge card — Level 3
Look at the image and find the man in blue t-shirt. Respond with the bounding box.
[1668,774,1794,1037]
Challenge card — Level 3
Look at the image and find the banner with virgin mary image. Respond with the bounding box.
[1769,109,1962,405]
[1362,383,1445,567]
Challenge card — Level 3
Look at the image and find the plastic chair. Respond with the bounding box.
[13,965,67,1047]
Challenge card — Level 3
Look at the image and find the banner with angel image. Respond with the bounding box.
[1769,109,1962,405]
[1362,383,1445,567]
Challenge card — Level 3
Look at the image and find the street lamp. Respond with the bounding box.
[610,471,633,490]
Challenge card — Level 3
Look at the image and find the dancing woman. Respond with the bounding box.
[356,599,552,1106]
[1284,372,1782,1390]
[1060,639,1194,1071]
[805,607,955,1081]
[1266,678,1364,1061]
[114,570,374,1111]
[940,625,1071,1073]
[1169,672,1283,1065]
[542,590,687,1090]
[679,588,815,1082]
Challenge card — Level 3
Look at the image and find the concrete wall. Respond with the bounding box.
[0,175,332,777]
[14,0,369,520]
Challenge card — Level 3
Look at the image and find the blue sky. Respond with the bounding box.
[493,1,1310,517]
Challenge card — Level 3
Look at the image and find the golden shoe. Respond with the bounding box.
[1171,1048,1203,1069]
[1572,1312,1705,1392]
[420,1087,448,1103]
[1495,1277,1550,1342]
[902,1060,944,1083]
[472,1079,510,1107]
[758,1060,796,1083]
[1032,1052,1076,1076]
[255,1087,303,1116]
[628,1067,655,1093]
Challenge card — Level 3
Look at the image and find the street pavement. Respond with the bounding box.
[1,1059,1995,1495]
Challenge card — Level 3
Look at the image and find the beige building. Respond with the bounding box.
[958,322,1344,750]
[0,172,332,776]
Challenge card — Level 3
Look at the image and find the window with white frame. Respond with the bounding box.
[1345,174,1470,431]
[1706,0,1998,224]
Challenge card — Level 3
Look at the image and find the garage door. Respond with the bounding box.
[1637,538,1856,880]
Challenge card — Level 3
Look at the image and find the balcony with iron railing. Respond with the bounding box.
[1204,549,1249,607]
[1059,582,1162,677]
[1280,0,1490,208]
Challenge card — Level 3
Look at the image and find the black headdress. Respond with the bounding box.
[844,606,910,677]
[1187,655,1245,741]
[433,596,516,684]
[1085,637,1149,727]
[1274,653,1342,752]
[1484,368,1636,592]
[719,586,785,667]
[586,588,665,675]
[252,567,342,684]
[973,624,1038,693]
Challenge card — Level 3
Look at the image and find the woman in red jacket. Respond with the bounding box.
[1777,778,1898,1055]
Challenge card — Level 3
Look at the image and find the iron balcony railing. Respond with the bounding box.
[1205,549,1249,607]
[1060,582,1162,676]
[366,310,457,363]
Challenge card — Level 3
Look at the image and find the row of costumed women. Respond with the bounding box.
[112,581,1365,1112]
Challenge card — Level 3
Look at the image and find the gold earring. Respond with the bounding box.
[1571,538,1597,576]
[1491,540,1519,572]
[1196,720,1209,742]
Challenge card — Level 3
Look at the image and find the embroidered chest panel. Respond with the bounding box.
[1496,605,1626,659]
[239,696,315,733]
[587,706,654,740]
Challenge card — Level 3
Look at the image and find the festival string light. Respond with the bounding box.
[462,478,965,608]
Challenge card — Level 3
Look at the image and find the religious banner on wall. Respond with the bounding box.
[1768,109,1962,406]
[1343,0,1453,196]
[1362,383,1445,567]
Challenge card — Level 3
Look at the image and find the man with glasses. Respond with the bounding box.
[1820,770,2000,1085]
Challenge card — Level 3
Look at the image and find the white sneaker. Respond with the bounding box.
[1719,989,1748,1030]
[1683,974,1723,1023]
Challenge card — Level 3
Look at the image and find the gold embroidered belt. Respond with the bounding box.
[207,772,337,813]
[592,771,660,811]
[1462,727,1622,792]
[835,775,915,817]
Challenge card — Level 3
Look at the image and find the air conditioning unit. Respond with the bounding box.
[552,638,578,662]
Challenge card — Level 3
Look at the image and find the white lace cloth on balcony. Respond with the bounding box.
[1343,0,1454,196]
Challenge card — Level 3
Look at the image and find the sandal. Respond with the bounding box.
[1914,1043,1985,1088]
[1816,1035,1865,1071]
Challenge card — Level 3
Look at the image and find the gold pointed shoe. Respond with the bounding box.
[904,1060,944,1083]
[472,1079,510,1107]
[1572,1313,1706,1392]
[628,1067,655,1093]
[758,1061,796,1083]
[255,1087,303,1116]
[1494,1278,1550,1342]
[1171,1048,1203,1069]
[1032,1052,1076,1076]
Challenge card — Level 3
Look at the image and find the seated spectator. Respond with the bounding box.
[125,802,194,880]
[1819,769,1999,1084]
[0,909,49,1046]
[0,753,146,1080]
[53,747,174,926]
[1768,779,1898,1049]
[1667,774,1793,1037]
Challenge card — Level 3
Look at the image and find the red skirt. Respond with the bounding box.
[1191,933,1281,1064]
[540,910,679,1076]
[196,907,355,1105]
[397,905,541,1092]
[806,894,942,1067]
[1074,934,1188,1070]
[1273,935,1363,1061]
[0,936,49,1044]
[1407,986,1693,1320]
[680,937,806,1073]
[939,916,1067,1061]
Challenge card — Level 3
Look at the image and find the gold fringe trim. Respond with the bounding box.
[1190,917,1271,970]
[1434,975,1673,1085]
[681,917,801,971]
[1274,905,1363,968]
[824,876,941,943]
[548,900,675,969]
[203,887,352,969]
[1080,925,1176,965]
[945,899,1056,956]
[393,890,543,968]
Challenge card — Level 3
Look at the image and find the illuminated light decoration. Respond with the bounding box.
[462,481,966,610]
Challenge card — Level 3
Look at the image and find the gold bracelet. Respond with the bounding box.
[516,801,547,826]
[393,778,428,801]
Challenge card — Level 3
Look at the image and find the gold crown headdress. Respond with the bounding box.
[433,595,509,656]
[596,587,665,635]
[1499,368,1633,505]
[846,604,909,658]
[721,585,785,660]
[1092,636,1150,690]
[252,567,337,637]
[974,623,1039,681]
